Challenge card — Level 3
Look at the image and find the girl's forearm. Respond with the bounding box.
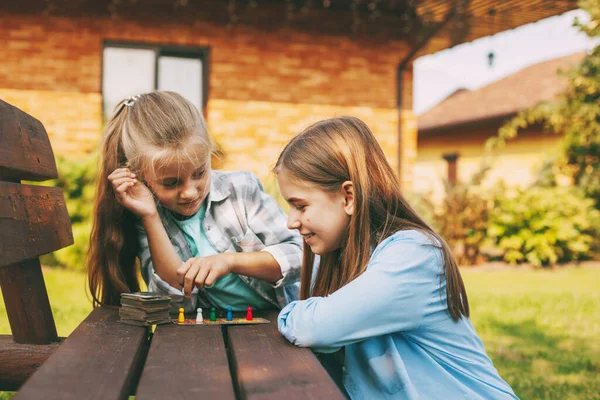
[141,213,183,288]
[225,251,283,283]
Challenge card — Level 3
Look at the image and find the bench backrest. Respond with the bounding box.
[0,99,73,344]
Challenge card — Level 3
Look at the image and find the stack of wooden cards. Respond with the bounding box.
[119,292,171,326]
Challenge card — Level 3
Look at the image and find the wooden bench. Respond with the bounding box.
[0,100,346,399]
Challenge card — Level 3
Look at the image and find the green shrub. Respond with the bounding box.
[487,186,600,267]
[40,155,97,271]
[429,183,490,266]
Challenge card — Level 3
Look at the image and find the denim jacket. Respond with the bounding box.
[136,170,302,312]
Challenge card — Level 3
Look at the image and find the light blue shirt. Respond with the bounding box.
[169,202,274,311]
[278,230,518,400]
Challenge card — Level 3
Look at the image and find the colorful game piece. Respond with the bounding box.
[226,307,233,321]
[210,307,217,322]
[196,308,204,324]
[178,307,185,323]
[246,306,253,321]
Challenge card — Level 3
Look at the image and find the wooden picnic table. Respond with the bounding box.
[13,307,345,399]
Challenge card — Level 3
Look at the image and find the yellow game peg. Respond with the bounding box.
[178,307,185,323]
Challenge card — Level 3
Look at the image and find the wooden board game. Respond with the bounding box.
[173,317,270,325]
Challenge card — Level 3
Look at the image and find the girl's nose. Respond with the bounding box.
[287,213,301,230]
[179,181,197,200]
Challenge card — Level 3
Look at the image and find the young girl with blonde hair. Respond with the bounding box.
[88,91,301,313]
[275,116,517,399]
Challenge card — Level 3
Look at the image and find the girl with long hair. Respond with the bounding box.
[88,91,301,313]
[275,116,517,399]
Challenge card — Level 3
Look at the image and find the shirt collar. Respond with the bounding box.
[206,171,231,203]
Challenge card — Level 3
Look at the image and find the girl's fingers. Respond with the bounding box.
[204,269,220,288]
[112,177,135,188]
[114,167,132,174]
[183,263,201,298]
[194,265,210,291]
[115,181,134,194]
[177,260,192,287]
[108,169,129,180]
[108,168,136,182]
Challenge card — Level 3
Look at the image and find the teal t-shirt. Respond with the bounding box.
[168,202,274,311]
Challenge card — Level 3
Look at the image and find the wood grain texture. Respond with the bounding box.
[0,182,73,268]
[227,311,346,400]
[0,335,62,391]
[0,99,57,182]
[136,322,236,400]
[14,307,149,400]
[0,259,58,344]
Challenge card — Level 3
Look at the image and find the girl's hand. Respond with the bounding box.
[108,167,157,220]
[177,254,233,298]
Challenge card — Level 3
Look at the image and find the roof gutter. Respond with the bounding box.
[396,4,458,184]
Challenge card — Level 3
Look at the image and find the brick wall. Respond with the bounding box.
[0,7,417,185]
[209,98,400,180]
[0,89,103,155]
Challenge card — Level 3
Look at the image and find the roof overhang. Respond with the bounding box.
[418,111,518,137]
[1,0,579,56]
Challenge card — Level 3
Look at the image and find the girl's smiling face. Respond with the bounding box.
[145,157,211,217]
[277,169,354,255]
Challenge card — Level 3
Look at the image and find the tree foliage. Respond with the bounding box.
[494,0,600,207]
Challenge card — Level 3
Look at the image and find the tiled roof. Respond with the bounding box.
[418,52,586,133]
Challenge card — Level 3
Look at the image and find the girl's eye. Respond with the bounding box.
[192,170,205,179]
[163,181,178,189]
[295,205,306,211]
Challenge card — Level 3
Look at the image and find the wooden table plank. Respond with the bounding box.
[227,311,346,400]
[136,321,236,400]
[14,307,149,400]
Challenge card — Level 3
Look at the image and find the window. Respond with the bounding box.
[442,153,459,186]
[102,42,209,118]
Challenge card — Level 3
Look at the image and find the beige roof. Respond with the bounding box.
[418,52,586,134]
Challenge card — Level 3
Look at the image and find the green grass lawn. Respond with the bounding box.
[462,267,600,400]
[0,267,598,399]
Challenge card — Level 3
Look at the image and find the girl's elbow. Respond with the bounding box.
[278,321,318,347]
[291,326,340,349]
[289,328,318,348]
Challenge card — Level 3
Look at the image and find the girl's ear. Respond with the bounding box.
[341,180,355,216]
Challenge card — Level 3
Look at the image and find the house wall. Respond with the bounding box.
[413,125,562,201]
[0,9,417,185]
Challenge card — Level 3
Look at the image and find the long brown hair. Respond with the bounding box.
[87,91,213,307]
[274,116,469,321]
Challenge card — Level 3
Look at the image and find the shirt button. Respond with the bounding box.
[206,226,211,231]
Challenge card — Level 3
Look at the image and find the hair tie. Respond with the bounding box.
[124,94,142,107]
